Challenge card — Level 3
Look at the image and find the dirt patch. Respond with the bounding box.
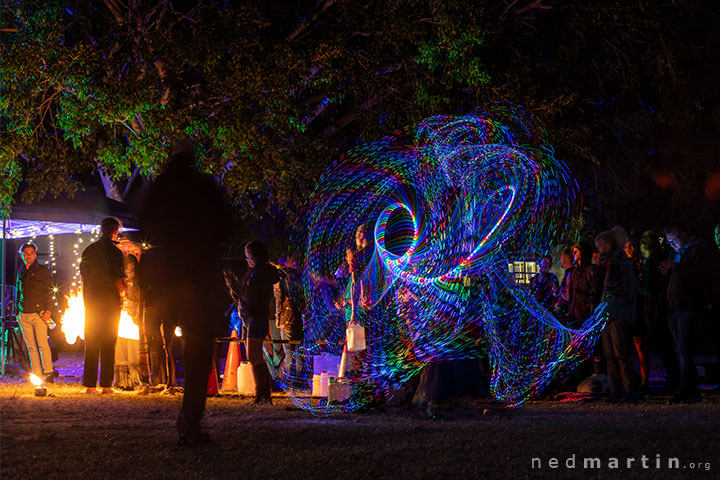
[1,382,719,479]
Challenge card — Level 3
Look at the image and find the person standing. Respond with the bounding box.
[593,231,641,402]
[568,242,594,328]
[624,235,650,391]
[240,241,280,405]
[659,220,712,403]
[638,230,679,390]
[15,243,54,382]
[556,249,574,323]
[274,254,304,386]
[80,217,126,394]
[528,254,559,310]
[140,146,231,445]
[138,246,176,390]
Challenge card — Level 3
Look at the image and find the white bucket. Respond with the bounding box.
[237,361,255,395]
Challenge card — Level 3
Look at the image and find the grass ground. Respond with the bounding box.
[1,378,718,480]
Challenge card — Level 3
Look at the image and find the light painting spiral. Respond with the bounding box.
[286,107,608,413]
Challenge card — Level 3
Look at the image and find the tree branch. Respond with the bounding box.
[287,0,336,42]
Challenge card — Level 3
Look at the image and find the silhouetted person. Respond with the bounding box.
[624,234,649,390]
[529,254,559,310]
[138,246,176,390]
[568,242,594,328]
[81,217,126,394]
[239,241,279,404]
[593,231,641,402]
[556,248,573,323]
[638,230,679,390]
[140,148,230,445]
[659,220,712,403]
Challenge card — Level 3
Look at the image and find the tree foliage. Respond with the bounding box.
[1,0,718,235]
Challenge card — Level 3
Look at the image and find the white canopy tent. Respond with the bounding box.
[1,192,138,374]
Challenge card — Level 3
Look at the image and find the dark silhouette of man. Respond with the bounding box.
[140,145,230,445]
[659,220,712,403]
[81,217,126,394]
[138,246,176,390]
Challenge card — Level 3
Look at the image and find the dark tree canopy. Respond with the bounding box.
[2,0,719,237]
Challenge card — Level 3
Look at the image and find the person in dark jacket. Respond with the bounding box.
[15,243,54,381]
[528,254,559,310]
[593,231,641,402]
[137,246,176,390]
[140,147,231,445]
[638,230,679,390]
[81,217,126,394]
[624,234,649,390]
[556,249,573,323]
[568,242,593,328]
[660,220,712,403]
[240,241,280,404]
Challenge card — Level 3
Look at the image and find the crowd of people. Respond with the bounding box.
[11,146,720,443]
[529,222,720,404]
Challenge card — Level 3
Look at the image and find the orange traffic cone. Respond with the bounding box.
[207,360,219,396]
[221,330,241,391]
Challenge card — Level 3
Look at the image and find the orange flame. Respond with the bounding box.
[61,293,140,344]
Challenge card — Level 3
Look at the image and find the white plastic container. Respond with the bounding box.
[312,374,322,396]
[320,371,329,397]
[237,361,255,396]
[347,324,366,352]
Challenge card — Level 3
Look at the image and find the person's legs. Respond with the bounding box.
[656,320,681,389]
[667,305,680,362]
[29,314,53,375]
[174,281,223,442]
[633,336,649,387]
[602,324,620,396]
[280,329,292,378]
[673,307,700,395]
[177,330,214,438]
[83,303,101,388]
[137,312,151,385]
[99,308,120,388]
[612,320,640,394]
[145,305,167,385]
[18,313,43,376]
[247,336,271,401]
[161,320,176,387]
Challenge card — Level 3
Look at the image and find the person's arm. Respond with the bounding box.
[115,279,127,296]
[15,271,21,313]
[551,274,560,298]
[677,244,712,284]
[274,282,283,328]
[112,248,127,296]
[40,266,53,323]
[604,255,631,302]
